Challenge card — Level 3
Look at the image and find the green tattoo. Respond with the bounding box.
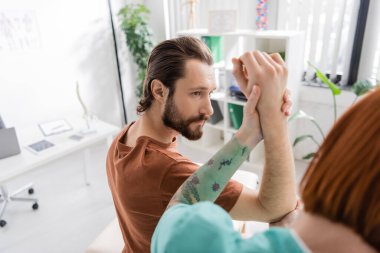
[242,147,247,156]
[168,136,252,209]
[218,158,233,170]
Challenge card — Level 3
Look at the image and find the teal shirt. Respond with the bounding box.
[152,202,307,253]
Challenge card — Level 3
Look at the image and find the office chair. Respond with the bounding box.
[0,115,39,227]
[0,183,39,227]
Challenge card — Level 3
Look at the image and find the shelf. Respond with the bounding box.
[210,92,226,101]
[254,30,304,39]
[225,96,246,106]
[213,61,225,69]
[177,29,303,39]
[177,29,255,36]
[226,127,238,134]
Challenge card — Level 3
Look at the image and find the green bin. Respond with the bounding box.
[228,103,243,130]
[201,36,223,63]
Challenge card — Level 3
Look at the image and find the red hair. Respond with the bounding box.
[300,87,380,250]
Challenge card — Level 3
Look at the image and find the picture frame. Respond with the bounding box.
[208,10,237,34]
[38,119,72,136]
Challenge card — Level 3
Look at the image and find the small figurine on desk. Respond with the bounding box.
[76,81,97,135]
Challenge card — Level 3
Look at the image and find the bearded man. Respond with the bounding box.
[106,36,296,253]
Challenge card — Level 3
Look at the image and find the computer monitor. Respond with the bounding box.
[0,115,5,129]
[0,127,21,159]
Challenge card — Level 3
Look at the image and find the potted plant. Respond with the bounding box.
[290,63,377,159]
[118,4,155,98]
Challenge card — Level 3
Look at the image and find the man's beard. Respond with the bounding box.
[162,96,208,140]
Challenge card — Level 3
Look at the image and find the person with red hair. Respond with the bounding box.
[151,50,379,252]
[297,85,380,252]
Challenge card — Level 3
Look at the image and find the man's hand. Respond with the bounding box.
[235,85,262,148]
[232,56,292,116]
[230,50,297,221]
[232,51,288,116]
[232,52,291,147]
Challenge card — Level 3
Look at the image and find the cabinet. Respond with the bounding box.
[177,29,305,167]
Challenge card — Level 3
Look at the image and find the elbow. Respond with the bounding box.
[258,195,297,223]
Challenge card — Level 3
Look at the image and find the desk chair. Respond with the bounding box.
[0,126,39,227]
[0,183,39,227]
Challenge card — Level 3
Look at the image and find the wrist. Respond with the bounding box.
[261,116,289,140]
[235,126,262,149]
[261,109,287,127]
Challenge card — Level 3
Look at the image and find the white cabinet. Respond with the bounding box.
[177,29,304,167]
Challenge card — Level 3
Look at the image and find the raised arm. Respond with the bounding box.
[229,51,297,222]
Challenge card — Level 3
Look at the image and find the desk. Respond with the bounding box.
[0,119,120,185]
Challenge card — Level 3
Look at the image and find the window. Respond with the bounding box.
[277,0,359,86]
[362,0,380,84]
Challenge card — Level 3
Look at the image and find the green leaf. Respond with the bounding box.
[352,79,373,97]
[118,3,155,97]
[293,135,314,147]
[302,152,316,160]
[308,62,341,95]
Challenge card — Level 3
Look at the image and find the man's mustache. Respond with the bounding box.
[186,114,209,124]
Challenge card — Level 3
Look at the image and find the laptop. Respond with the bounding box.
[0,127,21,159]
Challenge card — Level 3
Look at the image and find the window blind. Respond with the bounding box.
[277,0,360,85]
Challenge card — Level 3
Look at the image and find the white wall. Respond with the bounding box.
[0,0,125,129]
[144,0,166,43]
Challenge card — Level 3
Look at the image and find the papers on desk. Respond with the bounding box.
[38,119,72,136]
[25,133,88,155]
[68,134,84,141]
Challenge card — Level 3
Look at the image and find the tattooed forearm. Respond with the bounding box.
[168,136,254,209]
[242,147,247,156]
[183,177,201,203]
[167,175,201,209]
[218,158,233,170]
